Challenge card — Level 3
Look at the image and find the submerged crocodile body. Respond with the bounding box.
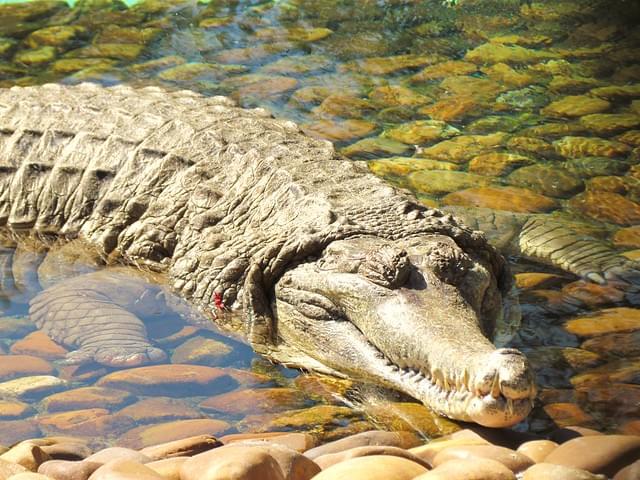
[0,83,638,427]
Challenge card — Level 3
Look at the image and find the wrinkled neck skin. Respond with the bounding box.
[271,234,536,428]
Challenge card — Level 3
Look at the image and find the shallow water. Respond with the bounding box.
[0,0,639,446]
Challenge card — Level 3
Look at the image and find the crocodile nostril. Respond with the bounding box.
[476,348,535,400]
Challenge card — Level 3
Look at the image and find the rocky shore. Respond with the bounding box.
[0,427,638,480]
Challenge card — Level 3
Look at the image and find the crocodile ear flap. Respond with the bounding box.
[243,262,276,354]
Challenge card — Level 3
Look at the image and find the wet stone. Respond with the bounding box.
[565,308,640,337]
[313,455,427,480]
[564,156,631,178]
[41,387,134,413]
[114,397,203,424]
[200,388,310,416]
[260,55,332,76]
[515,273,567,290]
[0,375,66,399]
[93,25,160,45]
[418,95,485,123]
[0,38,17,58]
[542,403,595,428]
[616,130,640,147]
[95,364,236,396]
[417,132,507,163]
[0,316,36,338]
[14,46,57,66]
[313,94,376,119]
[570,358,640,389]
[384,120,460,145]
[586,176,640,196]
[367,402,459,439]
[522,122,588,139]
[342,54,445,75]
[212,43,292,65]
[549,75,605,94]
[25,25,86,49]
[0,355,54,380]
[368,85,431,107]
[240,405,359,434]
[117,419,230,449]
[158,63,247,83]
[38,408,134,437]
[408,170,492,196]
[580,114,640,136]
[562,281,625,308]
[0,419,40,446]
[465,42,558,65]
[369,157,460,178]
[582,331,640,357]
[554,136,631,158]
[576,383,640,417]
[9,332,68,360]
[542,95,611,118]
[590,84,640,101]
[255,26,333,43]
[410,60,478,82]
[234,76,299,101]
[129,55,186,76]
[170,336,234,366]
[50,58,116,74]
[468,152,533,176]
[220,432,316,453]
[507,164,584,198]
[301,119,377,143]
[544,435,640,477]
[443,186,559,213]
[341,137,413,159]
[88,458,164,480]
[568,191,640,225]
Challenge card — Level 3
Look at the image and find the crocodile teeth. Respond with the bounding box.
[490,373,501,398]
[506,398,514,416]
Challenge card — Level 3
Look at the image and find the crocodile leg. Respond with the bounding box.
[29,269,168,367]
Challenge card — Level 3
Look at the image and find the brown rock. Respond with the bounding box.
[580,113,640,136]
[0,399,31,420]
[562,281,625,308]
[569,192,640,225]
[145,457,187,480]
[565,308,640,337]
[550,426,604,444]
[469,152,533,176]
[223,368,273,387]
[38,460,101,480]
[417,133,508,163]
[418,96,484,122]
[384,120,459,145]
[582,331,640,357]
[465,42,558,65]
[314,445,430,470]
[88,459,164,480]
[517,440,559,463]
[85,447,151,466]
[95,364,236,396]
[38,409,134,437]
[200,388,309,415]
[507,164,584,198]
[220,432,315,453]
[9,332,68,360]
[410,60,478,82]
[8,472,58,479]
[443,186,558,213]
[0,442,50,471]
[312,455,427,480]
[114,397,202,424]
[180,445,285,480]
[366,403,459,439]
[482,63,536,88]
[368,157,459,178]
[515,273,567,290]
[313,95,375,119]
[614,226,640,248]
[544,435,640,477]
[543,403,595,428]
[554,136,631,158]
[0,355,54,380]
[227,441,320,480]
[343,54,445,75]
[235,76,300,100]
[542,95,611,118]
[0,458,27,477]
[576,383,640,417]
[41,387,134,413]
[0,419,40,446]
[138,435,222,460]
[301,119,377,142]
[433,445,534,473]
[117,419,230,449]
[616,130,640,147]
[523,463,606,479]
[368,85,431,107]
[169,336,234,366]
[240,405,359,434]
[305,431,422,459]
[409,171,492,196]
[570,358,640,388]
[506,136,556,157]
[409,438,490,466]
[413,458,515,480]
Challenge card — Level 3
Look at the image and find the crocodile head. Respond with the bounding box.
[270,234,536,427]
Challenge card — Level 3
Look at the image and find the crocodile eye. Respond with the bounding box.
[424,241,472,284]
[359,246,411,289]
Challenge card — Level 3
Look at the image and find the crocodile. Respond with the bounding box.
[0,83,638,428]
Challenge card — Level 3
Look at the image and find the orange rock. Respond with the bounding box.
[0,399,31,420]
[565,308,640,337]
[234,76,298,100]
[418,96,483,122]
[342,54,445,75]
[417,133,507,163]
[554,136,631,158]
[433,445,534,473]
[614,226,640,248]
[9,332,68,360]
[568,191,640,225]
[368,85,431,107]
[410,60,478,82]
[0,355,54,380]
[89,459,164,480]
[301,119,377,142]
[482,63,536,88]
[542,403,595,428]
[117,419,230,449]
[305,430,422,459]
[515,273,567,290]
[95,364,236,396]
[115,397,202,424]
[469,152,533,176]
[443,186,558,213]
[38,408,134,437]
[570,358,640,388]
[562,281,625,307]
[200,388,309,415]
[414,458,515,480]
[315,446,430,470]
[517,440,559,463]
[41,387,135,413]
[542,95,611,117]
[506,136,555,157]
[220,432,316,453]
[139,435,221,460]
[312,455,427,480]
[179,445,285,480]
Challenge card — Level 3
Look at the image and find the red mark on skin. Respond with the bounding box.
[214,292,226,311]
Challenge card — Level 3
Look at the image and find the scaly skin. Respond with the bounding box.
[3,82,636,426]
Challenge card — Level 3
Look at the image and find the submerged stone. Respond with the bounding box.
[0,375,66,399]
[50,58,116,74]
[507,164,584,198]
[579,113,640,136]
[542,95,611,118]
[614,226,640,248]
[260,54,332,76]
[506,136,556,157]
[65,43,145,61]
[241,405,358,433]
[410,60,478,82]
[93,25,161,45]
[0,316,36,338]
[554,136,631,158]
[129,55,186,75]
[564,156,630,178]
[417,132,507,163]
[568,191,640,225]
[41,386,135,413]
[443,186,559,213]
[0,38,17,59]
[369,157,460,178]
[38,408,134,437]
[118,419,230,449]
[200,387,310,415]
[115,397,203,425]
[482,63,537,88]
[170,336,234,366]
[313,94,376,119]
[341,137,413,159]
[158,62,247,82]
[0,399,32,420]
[566,308,640,338]
[368,85,431,107]
[409,170,492,196]
[342,54,446,75]
[469,152,533,176]
[10,331,68,360]
[302,119,377,143]
[25,25,86,49]
[465,42,559,65]
[384,120,459,145]
[541,403,595,429]
[590,83,640,100]
[14,46,56,66]
[419,95,485,122]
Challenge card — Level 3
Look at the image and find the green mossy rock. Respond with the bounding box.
[14,46,57,66]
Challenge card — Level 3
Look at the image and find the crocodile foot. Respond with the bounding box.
[63,344,167,367]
